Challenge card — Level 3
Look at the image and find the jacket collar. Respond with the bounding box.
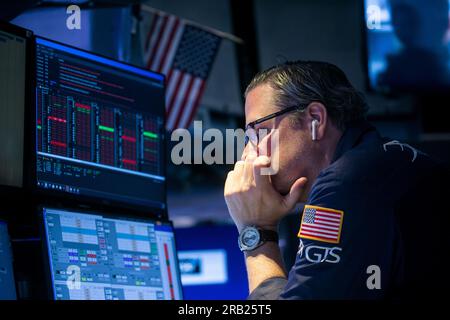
[331,120,377,163]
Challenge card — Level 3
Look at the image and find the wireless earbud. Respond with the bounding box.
[311,119,319,141]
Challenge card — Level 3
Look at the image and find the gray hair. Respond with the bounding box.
[245,60,369,131]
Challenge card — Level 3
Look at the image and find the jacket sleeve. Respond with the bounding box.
[247,277,287,300]
[249,171,398,300]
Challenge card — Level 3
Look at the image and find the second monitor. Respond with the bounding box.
[42,207,182,300]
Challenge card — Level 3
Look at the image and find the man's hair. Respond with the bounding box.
[245,60,369,131]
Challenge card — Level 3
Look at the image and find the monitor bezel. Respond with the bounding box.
[31,35,168,218]
[0,21,34,192]
[38,205,184,300]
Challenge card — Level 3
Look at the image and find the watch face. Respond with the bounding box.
[242,227,260,248]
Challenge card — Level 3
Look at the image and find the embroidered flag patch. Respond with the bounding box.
[298,205,344,244]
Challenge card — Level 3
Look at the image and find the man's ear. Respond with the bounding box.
[306,102,327,141]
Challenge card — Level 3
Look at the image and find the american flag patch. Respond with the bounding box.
[298,205,344,244]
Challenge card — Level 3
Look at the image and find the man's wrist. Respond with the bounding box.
[244,240,280,257]
[244,241,287,292]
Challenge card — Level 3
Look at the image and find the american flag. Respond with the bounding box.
[298,205,344,244]
[142,11,222,130]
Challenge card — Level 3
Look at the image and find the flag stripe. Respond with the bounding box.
[151,16,177,71]
[315,211,341,218]
[167,74,191,129]
[173,77,198,129]
[158,18,181,73]
[185,80,207,129]
[301,225,339,236]
[176,78,203,129]
[309,219,340,227]
[161,23,185,75]
[300,230,338,240]
[146,15,169,69]
[302,223,339,231]
[166,70,183,116]
[315,216,341,223]
[144,15,164,63]
[314,208,342,215]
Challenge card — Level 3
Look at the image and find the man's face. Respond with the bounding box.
[244,84,315,196]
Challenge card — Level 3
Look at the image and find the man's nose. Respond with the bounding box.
[242,129,258,160]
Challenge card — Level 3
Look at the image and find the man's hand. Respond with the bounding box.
[224,133,307,233]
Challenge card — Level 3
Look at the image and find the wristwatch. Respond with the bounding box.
[238,226,279,252]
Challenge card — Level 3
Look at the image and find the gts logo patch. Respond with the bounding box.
[299,242,342,264]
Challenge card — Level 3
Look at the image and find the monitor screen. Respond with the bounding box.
[0,221,17,300]
[35,37,166,209]
[175,225,248,300]
[0,23,30,188]
[364,0,450,92]
[42,207,182,300]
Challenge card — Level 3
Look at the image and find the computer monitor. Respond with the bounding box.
[364,0,450,92]
[0,220,17,300]
[0,22,33,188]
[35,37,166,211]
[175,225,248,300]
[42,207,182,300]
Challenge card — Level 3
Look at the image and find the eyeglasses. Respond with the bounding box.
[244,105,304,146]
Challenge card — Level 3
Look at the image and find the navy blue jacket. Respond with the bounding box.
[249,120,450,300]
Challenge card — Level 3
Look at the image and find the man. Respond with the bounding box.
[224,61,449,300]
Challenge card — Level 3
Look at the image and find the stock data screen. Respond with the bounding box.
[43,207,182,300]
[35,38,166,209]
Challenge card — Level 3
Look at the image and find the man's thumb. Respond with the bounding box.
[283,177,308,210]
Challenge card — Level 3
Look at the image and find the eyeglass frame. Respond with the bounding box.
[244,104,306,145]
